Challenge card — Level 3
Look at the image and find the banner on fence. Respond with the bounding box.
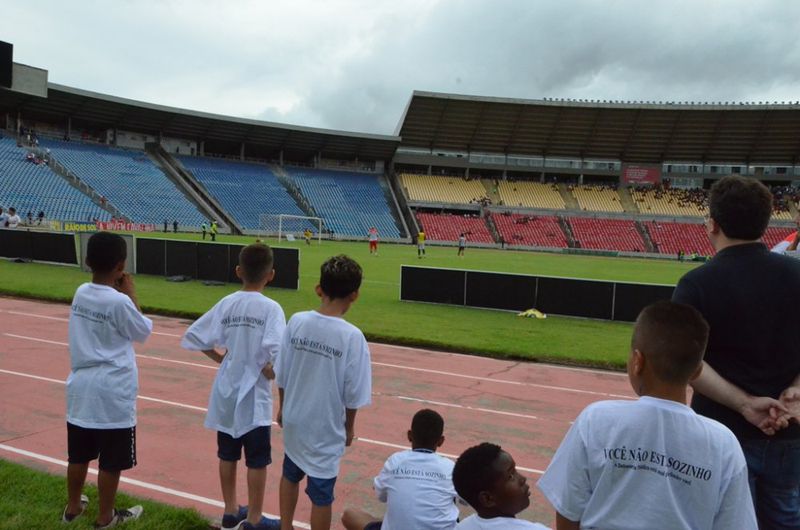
[622,164,662,184]
[95,221,156,232]
[63,221,97,232]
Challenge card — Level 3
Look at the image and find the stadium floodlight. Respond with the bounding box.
[259,213,323,243]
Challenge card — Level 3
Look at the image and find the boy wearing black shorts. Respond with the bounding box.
[64,232,153,528]
[182,244,286,530]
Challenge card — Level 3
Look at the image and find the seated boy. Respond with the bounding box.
[63,232,152,528]
[452,443,550,529]
[275,255,372,530]
[182,243,285,530]
[537,301,757,530]
[341,409,459,530]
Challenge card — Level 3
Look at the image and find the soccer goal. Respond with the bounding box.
[259,214,323,243]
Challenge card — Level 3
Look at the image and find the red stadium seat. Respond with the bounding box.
[415,212,494,243]
[491,213,568,248]
[568,217,646,252]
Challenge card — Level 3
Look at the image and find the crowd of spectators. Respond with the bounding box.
[633,185,709,212]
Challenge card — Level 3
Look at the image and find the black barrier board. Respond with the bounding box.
[613,283,675,322]
[0,229,33,259]
[227,244,299,290]
[465,271,537,311]
[136,239,166,276]
[197,243,229,282]
[165,240,197,277]
[401,266,466,305]
[31,232,77,264]
[535,277,614,320]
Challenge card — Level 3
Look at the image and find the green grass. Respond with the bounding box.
[0,459,211,530]
[0,233,700,368]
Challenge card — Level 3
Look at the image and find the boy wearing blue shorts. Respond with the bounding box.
[182,243,286,530]
[275,255,372,530]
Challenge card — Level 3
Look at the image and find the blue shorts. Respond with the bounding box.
[217,426,271,469]
[282,454,337,506]
[364,523,382,530]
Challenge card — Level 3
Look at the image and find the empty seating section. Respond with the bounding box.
[497,181,565,209]
[645,221,714,255]
[571,185,624,213]
[178,157,305,230]
[772,209,794,221]
[569,218,646,252]
[763,226,796,249]
[400,173,487,204]
[0,137,108,222]
[491,213,568,248]
[415,212,494,243]
[631,187,706,217]
[41,139,205,226]
[284,168,401,238]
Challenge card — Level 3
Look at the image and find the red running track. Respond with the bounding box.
[0,297,635,528]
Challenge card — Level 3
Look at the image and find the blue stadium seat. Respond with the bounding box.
[0,137,109,223]
[40,139,206,227]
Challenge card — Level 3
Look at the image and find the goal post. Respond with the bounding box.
[259,214,323,243]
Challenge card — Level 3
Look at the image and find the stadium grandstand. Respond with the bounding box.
[1,54,799,255]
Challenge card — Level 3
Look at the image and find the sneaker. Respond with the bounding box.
[62,494,89,523]
[221,505,248,530]
[240,515,281,529]
[94,506,143,529]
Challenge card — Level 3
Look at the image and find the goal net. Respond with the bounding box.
[259,214,323,243]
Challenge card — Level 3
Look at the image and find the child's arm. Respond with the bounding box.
[115,273,141,312]
[345,408,357,446]
[202,348,225,364]
[556,513,580,530]
[277,387,285,427]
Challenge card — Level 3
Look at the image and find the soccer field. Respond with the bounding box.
[0,233,701,368]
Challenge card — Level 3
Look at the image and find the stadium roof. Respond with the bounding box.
[0,83,400,160]
[396,91,800,165]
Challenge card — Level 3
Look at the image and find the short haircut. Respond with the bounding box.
[238,243,274,284]
[709,175,773,240]
[319,255,362,299]
[452,442,503,509]
[411,409,444,447]
[631,301,709,385]
[86,232,127,273]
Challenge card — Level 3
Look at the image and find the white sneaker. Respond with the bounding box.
[61,494,89,523]
[94,506,143,528]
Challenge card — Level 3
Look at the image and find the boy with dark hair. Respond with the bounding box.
[182,243,285,530]
[452,443,548,529]
[275,255,372,530]
[64,232,152,528]
[538,301,757,530]
[341,409,460,530]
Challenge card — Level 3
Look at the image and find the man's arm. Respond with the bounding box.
[692,361,788,435]
[556,513,580,530]
[345,408,357,447]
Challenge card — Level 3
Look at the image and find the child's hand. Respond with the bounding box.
[116,272,136,297]
[261,363,276,380]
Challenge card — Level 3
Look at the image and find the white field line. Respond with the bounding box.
[0,443,310,529]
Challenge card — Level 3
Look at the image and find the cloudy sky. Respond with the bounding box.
[3,0,800,135]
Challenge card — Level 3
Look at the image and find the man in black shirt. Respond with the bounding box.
[673,175,800,528]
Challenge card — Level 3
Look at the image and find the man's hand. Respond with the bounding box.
[739,396,790,435]
[345,427,355,447]
[780,386,800,424]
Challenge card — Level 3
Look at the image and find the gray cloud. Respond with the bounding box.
[4,0,800,135]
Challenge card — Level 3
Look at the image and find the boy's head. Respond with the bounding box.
[707,175,772,241]
[318,255,362,300]
[8,207,15,215]
[237,243,275,285]
[629,301,709,394]
[86,232,127,276]
[452,443,530,518]
[407,408,445,450]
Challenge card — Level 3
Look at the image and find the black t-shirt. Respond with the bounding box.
[673,242,800,440]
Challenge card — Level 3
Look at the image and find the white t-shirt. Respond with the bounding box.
[275,310,372,479]
[0,213,7,227]
[455,515,550,530]
[369,230,379,242]
[66,283,153,429]
[374,449,459,530]
[537,397,756,530]
[6,214,20,228]
[181,290,285,438]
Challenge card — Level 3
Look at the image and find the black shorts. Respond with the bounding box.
[217,426,271,468]
[67,422,137,472]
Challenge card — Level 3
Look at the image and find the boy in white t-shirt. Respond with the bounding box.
[275,255,372,530]
[452,443,550,529]
[341,408,460,530]
[182,243,285,530]
[64,232,153,528]
[537,301,757,530]
[5,206,20,228]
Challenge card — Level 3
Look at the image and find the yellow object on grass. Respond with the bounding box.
[518,308,547,319]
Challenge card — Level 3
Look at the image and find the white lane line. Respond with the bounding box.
[0,443,310,529]
[0,368,548,476]
[5,333,67,347]
[357,437,544,475]
[373,361,632,399]
[396,396,539,421]
[3,311,183,339]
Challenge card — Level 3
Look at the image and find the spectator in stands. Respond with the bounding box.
[172,220,178,234]
[211,221,218,242]
[452,443,548,529]
[27,211,33,225]
[341,409,459,530]
[417,230,426,258]
[0,207,7,228]
[458,233,466,257]
[201,221,208,240]
[672,175,800,528]
[5,208,20,229]
[538,301,756,530]
[37,210,45,225]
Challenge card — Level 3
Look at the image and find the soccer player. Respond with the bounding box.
[368,227,379,256]
[417,230,426,258]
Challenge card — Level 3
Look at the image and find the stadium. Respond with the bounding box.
[1,26,800,530]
